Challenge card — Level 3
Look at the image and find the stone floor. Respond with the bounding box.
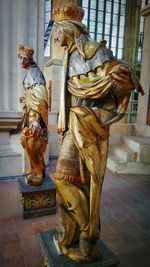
[0,159,150,267]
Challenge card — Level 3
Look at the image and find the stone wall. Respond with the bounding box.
[0,0,45,177]
[0,0,45,113]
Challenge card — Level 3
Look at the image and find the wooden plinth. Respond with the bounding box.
[38,229,119,267]
[18,176,56,219]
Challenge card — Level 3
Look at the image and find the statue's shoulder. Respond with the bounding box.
[68,46,115,77]
[23,64,46,88]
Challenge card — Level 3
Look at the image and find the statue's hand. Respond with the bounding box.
[30,121,41,135]
[19,96,25,103]
[111,66,134,93]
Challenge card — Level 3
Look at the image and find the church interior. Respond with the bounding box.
[0,0,150,266]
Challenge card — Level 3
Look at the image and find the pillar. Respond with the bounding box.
[136,4,150,136]
[123,0,141,69]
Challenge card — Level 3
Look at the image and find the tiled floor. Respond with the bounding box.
[0,159,150,267]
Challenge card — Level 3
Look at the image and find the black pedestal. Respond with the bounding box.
[38,229,119,267]
[18,176,56,219]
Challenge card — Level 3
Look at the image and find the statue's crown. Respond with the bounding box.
[18,44,34,58]
[53,5,84,21]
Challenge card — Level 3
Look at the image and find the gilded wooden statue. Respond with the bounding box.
[52,5,143,262]
[18,45,48,186]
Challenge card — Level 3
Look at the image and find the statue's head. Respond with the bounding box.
[18,45,34,69]
[53,5,87,47]
[53,5,102,60]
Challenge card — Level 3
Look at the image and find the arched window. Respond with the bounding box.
[82,0,127,59]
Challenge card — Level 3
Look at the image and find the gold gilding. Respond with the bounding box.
[53,13,142,262]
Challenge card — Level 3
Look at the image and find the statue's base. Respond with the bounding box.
[18,176,56,219]
[37,229,119,267]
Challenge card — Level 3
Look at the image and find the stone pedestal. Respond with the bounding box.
[18,176,56,219]
[38,229,119,267]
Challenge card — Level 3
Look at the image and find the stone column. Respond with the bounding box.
[0,0,45,176]
[136,4,150,137]
[123,0,141,68]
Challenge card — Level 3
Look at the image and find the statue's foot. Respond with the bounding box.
[27,173,43,186]
[67,245,101,263]
[54,235,101,263]
[88,244,102,261]
[61,238,101,263]
[79,238,91,256]
[67,248,86,262]
[79,238,101,262]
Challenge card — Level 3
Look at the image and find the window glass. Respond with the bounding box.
[112,25,118,36]
[111,47,116,56]
[117,48,123,59]
[90,33,95,40]
[120,4,126,16]
[113,14,119,25]
[114,3,119,14]
[45,12,50,23]
[105,24,111,35]
[118,37,124,48]
[91,0,96,9]
[82,0,89,8]
[121,0,126,4]
[44,0,51,57]
[119,26,124,37]
[90,9,96,21]
[96,34,103,42]
[106,1,112,12]
[46,2,50,12]
[84,8,88,20]
[120,16,125,26]
[89,21,95,32]
[45,23,48,31]
[82,0,126,60]
[111,37,117,47]
[97,23,103,34]
[98,11,104,22]
[98,0,104,10]
[83,19,88,27]
[105,13,111,24]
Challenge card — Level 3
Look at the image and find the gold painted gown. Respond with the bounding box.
[21,64,48,178]
[55,44,142,250]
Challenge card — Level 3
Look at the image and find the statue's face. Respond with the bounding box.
[18,52,31,69]
[54,28,68,47]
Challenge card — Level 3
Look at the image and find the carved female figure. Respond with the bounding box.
[53,5,143,262]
